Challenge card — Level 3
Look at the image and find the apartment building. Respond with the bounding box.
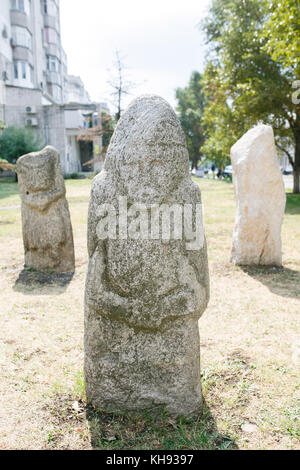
[0,0,106,173]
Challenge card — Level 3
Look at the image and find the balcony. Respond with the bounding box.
[65,110,85,130]
[43,14,59,32]
[12,46,34,66]
[46,70,62,86]
[10,10,31,32]
[45,43,61,60]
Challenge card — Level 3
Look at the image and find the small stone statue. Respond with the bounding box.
[17,146,75,273]
[85,96,209,416]
[231,125,286,266]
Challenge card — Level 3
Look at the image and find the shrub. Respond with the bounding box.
[0,127,42,164]
[0,158,15,172]
[64,172,86,180]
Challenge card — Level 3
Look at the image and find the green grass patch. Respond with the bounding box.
[0,178,19,205]
[86,405,236,450]
[286,193,300,215]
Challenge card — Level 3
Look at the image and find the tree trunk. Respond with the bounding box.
[293,167,299,194]
[192,155,199,170]
[294,132,300,194]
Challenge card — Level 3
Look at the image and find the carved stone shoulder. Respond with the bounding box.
[87,170,117,257]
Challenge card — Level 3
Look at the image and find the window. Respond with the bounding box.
[47,55,60,72]
[44,27,58,45]
[43,0,57,16]
[29,65,34,83]
[2,26,8,39]
[21,61,26,79]
[12,60,34,85]
[47,55,54,71]
[13,60,18,79]
[11,0,30,14]
[52,84,62,103]
[12,26,32,49]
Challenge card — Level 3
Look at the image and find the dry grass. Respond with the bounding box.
[0,176,299,450]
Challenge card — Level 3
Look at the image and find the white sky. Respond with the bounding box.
[60,0,211,112]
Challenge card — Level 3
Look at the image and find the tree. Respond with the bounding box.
[176,71,207,169]
[107,50,136,121]
[101,111,115,148]
[262,0,300,192]
[201,62,243,170]
[0,127,42,164]
[263,0,300,72]
[201,0,300,192]
[78,50,140,167]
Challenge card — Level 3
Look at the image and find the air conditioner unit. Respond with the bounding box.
[26,118,38,127]
[10,37,16,47]
[2,71,8,81]
[25,106,37,114]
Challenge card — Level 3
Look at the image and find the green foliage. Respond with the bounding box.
[176,71,207,169]
[201,0,300,191]
[64,172,86,180]
[0,126,42,164]
[201,62,244,169]
[263,0,300,73]
[101,111,114,149]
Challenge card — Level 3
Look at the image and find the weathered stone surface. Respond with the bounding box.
[84,95,210,417]
[17,146,75,273]
[231,125,286,266]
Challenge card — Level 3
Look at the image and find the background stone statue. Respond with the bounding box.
[17,146,75,273]
[231,125,286,266]
[85,95,209,417]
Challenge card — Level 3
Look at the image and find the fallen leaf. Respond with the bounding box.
[72,401,80,412]
[241,422,258,433]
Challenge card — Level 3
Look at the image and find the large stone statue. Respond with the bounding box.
[231,125,286,266]
[17,146,75,273]
[84,95,209,417]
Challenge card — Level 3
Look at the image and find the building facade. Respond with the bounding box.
[0,0,107,173]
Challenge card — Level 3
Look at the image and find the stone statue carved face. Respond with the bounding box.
[17,147,58,194]
[105,95,190,203]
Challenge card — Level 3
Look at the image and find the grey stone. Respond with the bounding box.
[84,95,209,416]
[231,125,286,266]
[17,146,75,273]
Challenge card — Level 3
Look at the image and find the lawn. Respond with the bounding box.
[0,176,299,450]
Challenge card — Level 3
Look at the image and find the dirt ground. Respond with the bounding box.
[0,177,299,450]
